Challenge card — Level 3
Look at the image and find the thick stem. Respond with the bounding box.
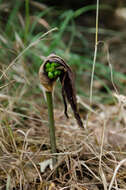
[46,91,57,166]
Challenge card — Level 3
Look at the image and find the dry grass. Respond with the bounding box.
[1,70,126,190]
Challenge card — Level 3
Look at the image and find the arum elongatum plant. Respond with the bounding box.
[39,54,83,166]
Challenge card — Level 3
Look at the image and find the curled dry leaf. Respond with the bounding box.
[39,54,83,128]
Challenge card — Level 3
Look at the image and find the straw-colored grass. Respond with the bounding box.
[1,80,126,189]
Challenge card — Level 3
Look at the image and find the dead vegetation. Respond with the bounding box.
[1,81,126,190]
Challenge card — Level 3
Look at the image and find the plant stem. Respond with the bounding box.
[90,0,99,105]
[46,91,57,166]
[24,0,30,45]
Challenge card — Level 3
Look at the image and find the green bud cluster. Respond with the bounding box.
[45,62,61,79]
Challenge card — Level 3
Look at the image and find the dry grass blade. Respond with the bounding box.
[32,16,50,29]
[99,121,107,190]
[26,154,43,183]
[0,80,15,89]
[90,0,99,104]
[0,107,45,123]
[77,95,98,114]
[30,0,47,10]
[80,160,101,182]
[108,158,126,190]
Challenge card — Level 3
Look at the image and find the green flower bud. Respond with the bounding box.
[48,67,55,72]
[51,62,59,67]
[54,70,61,76]
[46,62,61,79]
[45,68,49,72]
[48,72,54,79]
[46,62,51,69]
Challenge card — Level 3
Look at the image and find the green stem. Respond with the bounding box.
[46,91,57,166]
[24,0,30,45]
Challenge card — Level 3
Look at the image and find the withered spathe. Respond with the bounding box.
[39,53,83,128]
